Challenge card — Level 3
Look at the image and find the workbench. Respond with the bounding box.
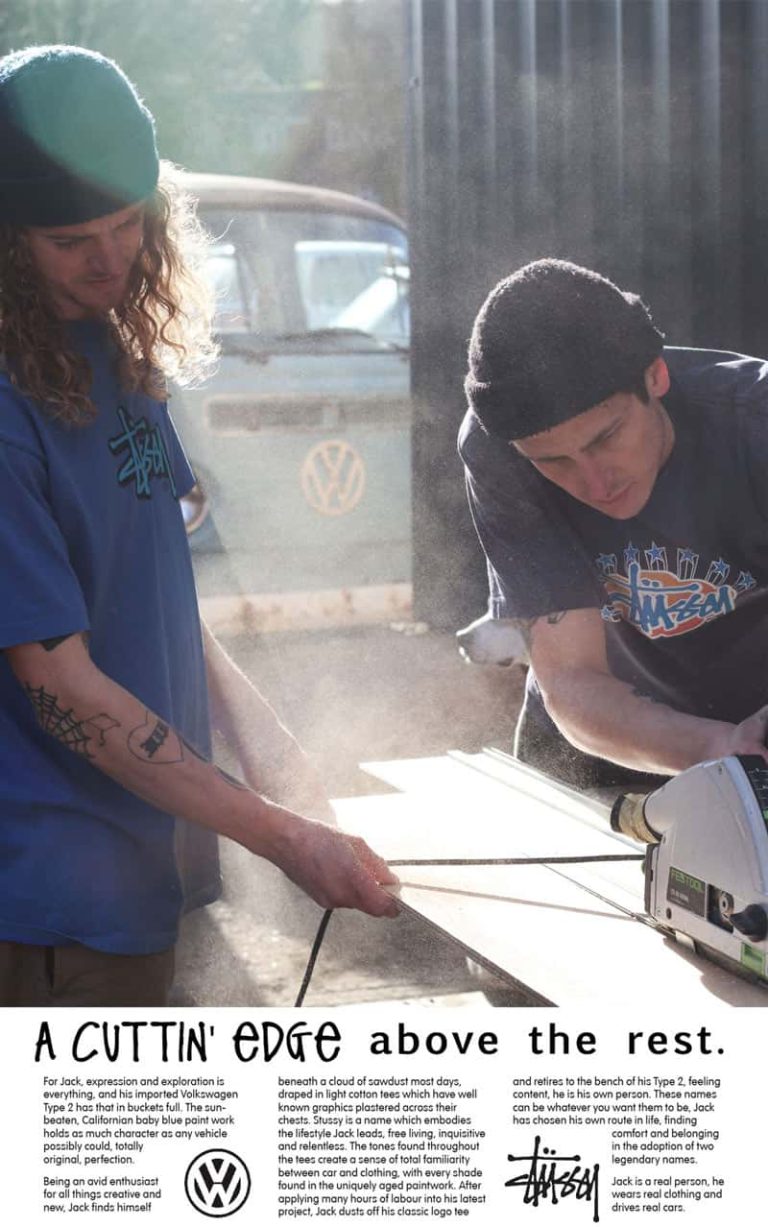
[333,750,768,1007]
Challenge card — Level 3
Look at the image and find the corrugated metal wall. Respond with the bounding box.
[408,0,768,626]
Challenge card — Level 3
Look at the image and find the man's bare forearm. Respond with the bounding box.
[202,621,295,767]
[7,634,398,917]
[20,642,286,855]
[522,607,761,775]
[201,621,331,817]
[540,667,734,775]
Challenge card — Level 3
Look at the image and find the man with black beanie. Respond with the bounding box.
[0,45,398,1007]
[459,258,768,794]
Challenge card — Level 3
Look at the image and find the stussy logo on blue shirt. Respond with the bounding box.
[108,406,178,499]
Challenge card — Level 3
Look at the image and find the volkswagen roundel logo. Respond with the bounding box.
[300,438,366,516]
[185,1149,251,1217]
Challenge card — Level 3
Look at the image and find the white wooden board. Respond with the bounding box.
[333,755,768,1007]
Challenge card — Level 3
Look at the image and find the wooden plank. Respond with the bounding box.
[333,761,768,1008]
[363,752,623,834]
[351,760,646,911]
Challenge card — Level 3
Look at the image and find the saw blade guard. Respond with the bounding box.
[646,756,768,873]
[643,756,768,970]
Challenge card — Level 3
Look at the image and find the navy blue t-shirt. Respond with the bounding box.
[459,348,768,723]
[0,322,220,954]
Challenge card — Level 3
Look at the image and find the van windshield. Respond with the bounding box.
[201,207,409,349]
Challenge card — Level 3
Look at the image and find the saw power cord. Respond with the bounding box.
[294,851,646,1006]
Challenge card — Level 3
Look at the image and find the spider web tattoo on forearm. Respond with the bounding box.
[24,684,119,758]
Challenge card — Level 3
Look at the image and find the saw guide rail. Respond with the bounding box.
[331,751,768,1007]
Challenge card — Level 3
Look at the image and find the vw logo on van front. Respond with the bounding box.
[301,439,366,516]
[184,1149,251,1217]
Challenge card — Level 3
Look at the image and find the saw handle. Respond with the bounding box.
[729,904,768,942]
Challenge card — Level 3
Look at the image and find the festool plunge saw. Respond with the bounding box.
[613,755,768,982]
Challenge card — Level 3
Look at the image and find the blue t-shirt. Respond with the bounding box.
[0,321,220,954]
[459,347,768,723]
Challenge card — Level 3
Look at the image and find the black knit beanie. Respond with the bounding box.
[0,45,159,227]
[465,259,664,440]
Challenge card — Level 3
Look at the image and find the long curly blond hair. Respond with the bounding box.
[0,162,218,425]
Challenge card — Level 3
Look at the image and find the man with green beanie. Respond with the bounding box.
[0,45,398,1007]
[460,258,768,793]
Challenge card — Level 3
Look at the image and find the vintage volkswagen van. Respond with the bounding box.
[171,173,411,632]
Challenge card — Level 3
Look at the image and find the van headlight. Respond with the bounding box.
[180,480,209,535]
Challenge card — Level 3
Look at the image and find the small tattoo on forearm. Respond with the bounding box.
[38,631,91,653]
[24,684,118,757]
[631,686,661,704]
[85,713,121,747]
[128,711,183,764]
[517,610,567,649]
[39,635,71,653]
[139,719,170,759]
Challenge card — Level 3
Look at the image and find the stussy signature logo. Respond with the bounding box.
[597,543,755,639]
[505,1135,599,1221]
[108,406,177,499]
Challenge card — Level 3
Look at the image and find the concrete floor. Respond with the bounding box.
[173,623,526,1007]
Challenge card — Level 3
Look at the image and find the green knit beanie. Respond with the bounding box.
[0,44,159,226]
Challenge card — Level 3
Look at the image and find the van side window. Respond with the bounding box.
[295,240,409,342]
